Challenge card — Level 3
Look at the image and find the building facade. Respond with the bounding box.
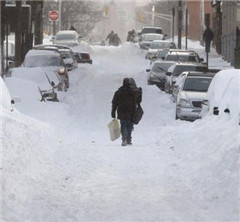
[187,0,214,41]
[221,0,240,65]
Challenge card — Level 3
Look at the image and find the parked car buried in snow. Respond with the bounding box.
[8,67,59,102]
[174,71,216,121]
[200,69,240,124]
[33,44,78,71]
[139,33,166,50]
[165,62,208,93]
[21,49,69,91]
[146,40,176,60]
[52,30,81,47]
[165,49,204,63]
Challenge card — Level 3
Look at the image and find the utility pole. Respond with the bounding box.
[1,1,6,76]
[58,0,62,31]
[15,0,22,67]
[172,8,175,42]
[185,8,188,50]
[178,0,182,49]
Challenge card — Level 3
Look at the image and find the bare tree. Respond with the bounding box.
[154,0,178,36]
[43,0,104,37]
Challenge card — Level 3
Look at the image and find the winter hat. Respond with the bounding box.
[123,78,131,87]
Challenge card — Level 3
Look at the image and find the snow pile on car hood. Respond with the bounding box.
[10,67,59,91]
[1,76,59,219]
[206,69,240,123]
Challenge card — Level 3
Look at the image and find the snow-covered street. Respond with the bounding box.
[2,40,240,222]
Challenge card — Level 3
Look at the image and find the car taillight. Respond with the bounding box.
[81,53,90,59]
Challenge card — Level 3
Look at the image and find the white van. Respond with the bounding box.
[53,30,80,47]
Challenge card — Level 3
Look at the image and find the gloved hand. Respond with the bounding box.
[111,111,116,119]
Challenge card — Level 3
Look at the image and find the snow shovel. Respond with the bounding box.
[107,119,121,141]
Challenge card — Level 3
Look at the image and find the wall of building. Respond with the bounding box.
[187,1,201,40]
[221,1,237,64]
[187,0,213,41]
[237,6,240,29]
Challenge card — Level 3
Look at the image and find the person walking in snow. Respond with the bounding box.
[106,30,115,46]
[113,33,122,46]
[111,78,142,146]
[203,25,214,53]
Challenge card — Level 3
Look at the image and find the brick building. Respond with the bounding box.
[186,0,214,41]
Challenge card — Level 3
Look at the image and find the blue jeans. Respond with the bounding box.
[120,120,133,142]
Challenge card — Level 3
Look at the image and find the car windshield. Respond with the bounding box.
[152,62,174,72]
[150,42,170,49]
[183,77,212,92]
[142,35,162,41]
[60,52,71,59]
[157,49,169,58]
[150,42,176,50]
[166,54,199,62]
[173,66,208,77]
[142,28,163,34]
[55,34,76,40]
[24,55,61,67]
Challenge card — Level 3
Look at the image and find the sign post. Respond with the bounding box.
[48,10,59,21]
[49,10,59,35]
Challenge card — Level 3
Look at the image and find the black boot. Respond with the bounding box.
[121,140,127,146]
[127,138,132,145]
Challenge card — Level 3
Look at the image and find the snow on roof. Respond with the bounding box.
[142,33,163,36]
[26,49,60,57]
[56,30,78,35]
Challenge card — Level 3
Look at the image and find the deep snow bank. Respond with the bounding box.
[1,77,60,221]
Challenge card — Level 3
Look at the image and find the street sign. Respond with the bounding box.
[49,10,59,21]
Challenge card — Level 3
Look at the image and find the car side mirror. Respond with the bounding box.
[11,96,21,103]
[50,37,54,42]
[161,57,165,60]
[213,107,219,115]
[202,100,209,106]
[175,85,180,89]
[8,60,14,69]
[164,34,168,37]
[166,72,172,76]
[146,69,150,72]
[199,58,204,62]
[51,81,55,87]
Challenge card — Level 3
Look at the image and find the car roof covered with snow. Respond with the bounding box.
[25,49,61,57]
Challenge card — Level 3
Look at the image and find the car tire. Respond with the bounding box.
[175,113,179,120]
[175,109,179,120]
[165,84,169,93]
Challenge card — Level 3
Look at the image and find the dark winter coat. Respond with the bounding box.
[112,83,140,121]
[113,34,121,46]
[106,32,115,45]
[203,27,214,43]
